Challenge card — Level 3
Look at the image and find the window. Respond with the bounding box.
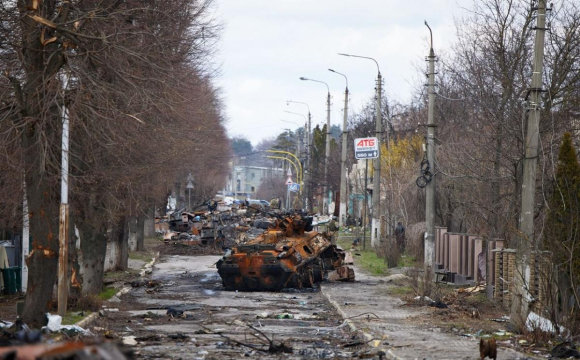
[236,179,241,192]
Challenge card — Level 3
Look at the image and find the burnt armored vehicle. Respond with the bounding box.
[217,214,354,291]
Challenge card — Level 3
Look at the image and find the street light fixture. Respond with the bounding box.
[299,76,332,215]
[328,68,349,228]
[338,52,383,248]
[279,118,300,126]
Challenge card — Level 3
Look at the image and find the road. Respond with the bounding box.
[96,255,368,359]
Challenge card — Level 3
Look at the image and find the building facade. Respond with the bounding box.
[225,164,284,199]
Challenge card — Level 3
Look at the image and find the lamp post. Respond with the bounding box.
[287,101,312,211]
[328,69,349,228]
[187,173,194,211]
[424,22,437,270]
[299,77,331,215]
[338,53,383,248]
[58,71,70,317]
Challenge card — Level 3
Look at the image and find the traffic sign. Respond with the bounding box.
[186,181,194,189]
[288,183,300,192]
[354,137,379,159]
[285,177,293,185]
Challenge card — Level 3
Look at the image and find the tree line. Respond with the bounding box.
[0,0,228,326]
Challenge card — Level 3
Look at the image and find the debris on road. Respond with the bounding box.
[217,213,355,291]
[0,341,131,360]
[479,338,497,360]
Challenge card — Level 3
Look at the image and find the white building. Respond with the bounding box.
[225,165,284,199]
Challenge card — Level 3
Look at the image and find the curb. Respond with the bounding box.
[140,251,160,277]
[75,312,99,328]
[320,285,404,360]
[320,289,359,334]
[74,251,160,329]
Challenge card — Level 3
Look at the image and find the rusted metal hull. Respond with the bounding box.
[217,215,354,291]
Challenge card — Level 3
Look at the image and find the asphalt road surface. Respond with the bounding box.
[96,255,368,359]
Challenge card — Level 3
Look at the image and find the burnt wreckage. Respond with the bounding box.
[217,214,354,291]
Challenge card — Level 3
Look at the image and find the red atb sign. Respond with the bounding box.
[354,137,379,159]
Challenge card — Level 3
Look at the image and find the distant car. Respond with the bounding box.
[247,199,267,209]
[223,196,234,205]
[259,200,270,207]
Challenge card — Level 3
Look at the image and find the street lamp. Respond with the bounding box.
[299,77,331,215]
[279,118,300,126]
[187,173,194,211]
[287,101,312,211]
[328,69,349,228]
[338,53,383,248]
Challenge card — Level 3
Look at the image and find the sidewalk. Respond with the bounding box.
[320,263,531,360]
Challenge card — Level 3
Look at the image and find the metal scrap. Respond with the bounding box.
[217,213,355,291]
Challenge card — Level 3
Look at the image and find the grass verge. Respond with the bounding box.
[129,251,153,263]
[98,287,118,301]
[62,311,91,325]
[338,237,389,276]
[398,254,417,268]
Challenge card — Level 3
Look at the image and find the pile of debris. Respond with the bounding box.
[0,316,131,360]
[161,209,217,246]
[217,213,355,291]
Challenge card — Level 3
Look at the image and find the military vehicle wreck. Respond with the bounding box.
[217,214,354,291]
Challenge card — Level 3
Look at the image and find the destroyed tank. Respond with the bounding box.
[217,214,354,291]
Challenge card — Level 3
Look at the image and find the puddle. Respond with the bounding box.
[202,289,216,296]
[199,272,220,283]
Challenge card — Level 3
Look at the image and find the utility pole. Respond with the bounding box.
[363,160,368,250]
[329,69,349,227]
[287,101,312,212]
[340,86,349,227]
[325,91,331,215]
[511,0,548,329]
[371,72,382,247]
[22,184,29,293]
[58,72,70,317]
[286,167,293,210]
[305,111,311,211]
[337,53,382,247]
[424,21,437,270]
[298,78,330,214]
[187,173,194,211]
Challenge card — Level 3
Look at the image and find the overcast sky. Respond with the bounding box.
[215,1,471,145]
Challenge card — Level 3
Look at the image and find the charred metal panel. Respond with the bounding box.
[217,214,354,291]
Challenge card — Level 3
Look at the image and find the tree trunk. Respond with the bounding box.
[18,3,66,327]
[113,217,128,270]
[21,151,60,327]
[128,217,138,252]
[136,215,145,251]
[490,121,503,237]
[68,215,81,299]
[78,219,108,296]
[143,205,155,239]
[174,182,182,210]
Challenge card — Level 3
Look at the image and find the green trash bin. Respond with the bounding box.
[1,267,18,295]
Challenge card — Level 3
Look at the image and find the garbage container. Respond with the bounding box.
[1,267,20,295]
